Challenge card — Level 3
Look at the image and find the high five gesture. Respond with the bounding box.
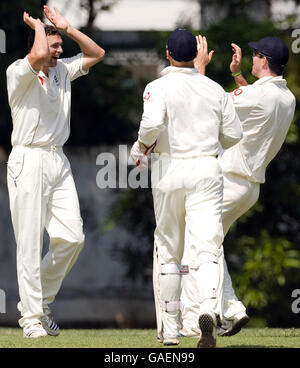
[44,6,70,32]
[43,5,105,71]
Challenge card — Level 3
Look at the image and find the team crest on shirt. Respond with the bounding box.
[143,91,151,101]
[53,74,60,87]
[233,88,243,96]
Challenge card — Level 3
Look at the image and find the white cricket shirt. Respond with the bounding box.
[138,66,242,159]
[6,53,88,147]
[219,76,296,183]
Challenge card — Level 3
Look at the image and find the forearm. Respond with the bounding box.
[233,73,248,87]
[138,125,161,148]
[138,110,166,148]
[28,23,49,70]
[64,25,105,62]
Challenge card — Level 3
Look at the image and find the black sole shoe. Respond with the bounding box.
[221,315,250,337]
[197,313,216,348]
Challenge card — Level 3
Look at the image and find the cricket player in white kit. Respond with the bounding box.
[6,6,105,338]
[180,36,296,337]
[131,28,242,348]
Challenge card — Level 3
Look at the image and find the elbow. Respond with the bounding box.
[97,47,105,62]
[220,133,243,150]
[221,140,237,150]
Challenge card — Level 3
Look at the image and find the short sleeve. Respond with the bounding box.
[6,56,38,100]
[138,81,167,147]
[59,53,89,82]
[230,85,262,112]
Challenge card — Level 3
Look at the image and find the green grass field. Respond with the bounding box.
[0,327,300,348]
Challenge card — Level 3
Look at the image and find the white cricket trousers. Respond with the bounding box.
[181,172,260,331]
[7,145,84,328]
[152,154,224,339]
[221,172,260,319]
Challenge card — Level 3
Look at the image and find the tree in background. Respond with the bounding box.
[79,0,119,31]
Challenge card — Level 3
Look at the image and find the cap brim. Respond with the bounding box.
[248,41,259,50]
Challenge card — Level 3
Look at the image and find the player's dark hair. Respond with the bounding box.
[27,25,61,52]
[268,62,284,76]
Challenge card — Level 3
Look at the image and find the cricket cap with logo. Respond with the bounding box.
[166,28,197,62]
[248,36,289,67]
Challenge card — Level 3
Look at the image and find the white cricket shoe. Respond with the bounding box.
[18,301,60,336]
[218,312,249,337]
[179,326,200,338]
[158,330,179,345]
[41,309,60,336]
[23,322,48,338]
[162,309,181,346]
[197,312,217,348]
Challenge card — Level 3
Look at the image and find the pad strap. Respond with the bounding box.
[163,301,181,312]
[160,264,189,275]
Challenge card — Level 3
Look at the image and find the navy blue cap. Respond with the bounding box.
[166,28,197,62]
[248,36,289,66]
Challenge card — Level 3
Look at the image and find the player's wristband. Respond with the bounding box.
[232,71,242,77]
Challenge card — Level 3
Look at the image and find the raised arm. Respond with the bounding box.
[138,83,166,148]
[44,5,105,71]
[230,43,248,87]
[193,35,214,75]
[24,12,49,72]
[220,92,243,149]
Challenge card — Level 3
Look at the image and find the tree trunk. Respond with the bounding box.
[199,0,207,29]
[86,0,97,31]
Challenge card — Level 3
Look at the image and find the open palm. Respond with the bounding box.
[44,5,69,31]
[230,43,242,73]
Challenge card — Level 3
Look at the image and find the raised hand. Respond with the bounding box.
[230,43,242,74]
[23,12,44,30]
[194,35,214,75]
[43,4,105,70]
[43,5,70,32]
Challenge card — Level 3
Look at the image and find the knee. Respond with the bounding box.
[69,231,85,252]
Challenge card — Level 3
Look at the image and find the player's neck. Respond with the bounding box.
[169,60,194,68]
[41,65,49,77]
[256,69,277,79]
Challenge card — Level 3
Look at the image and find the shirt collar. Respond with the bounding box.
[253,75,286,86]
[160,66,199,77]
[39,70,50,80]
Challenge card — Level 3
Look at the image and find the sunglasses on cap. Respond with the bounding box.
[253,49,272,61]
